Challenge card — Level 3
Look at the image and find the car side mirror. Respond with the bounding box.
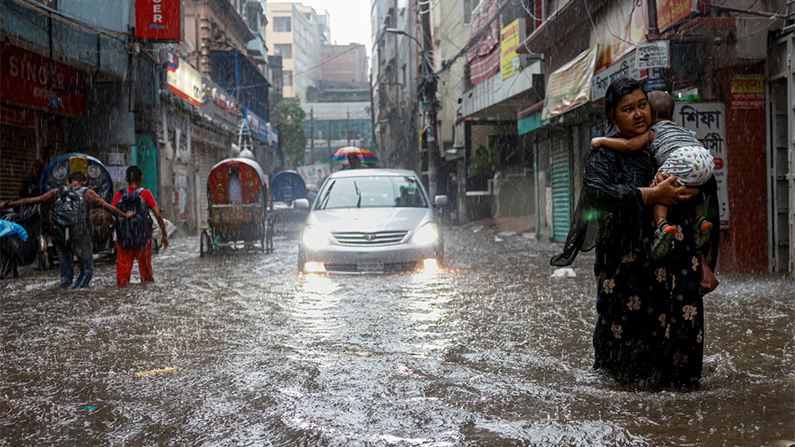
[294,198,310,210]
[434,195,448,207]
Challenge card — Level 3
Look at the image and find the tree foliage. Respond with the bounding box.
[272,98,307,166]
[468,144,500,177]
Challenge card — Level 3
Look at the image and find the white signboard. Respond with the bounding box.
[107,166,128,183]
[674,102,730,229]
[107,152,125,166]
[591,56,641,101]
[166,54,202,107]
[636,40,670,69]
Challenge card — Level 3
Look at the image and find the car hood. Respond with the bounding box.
[308,208,432,233]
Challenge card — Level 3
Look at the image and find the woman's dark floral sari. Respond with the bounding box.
[552,145,715,388]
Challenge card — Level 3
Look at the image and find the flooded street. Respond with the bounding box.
[1,226,793,446]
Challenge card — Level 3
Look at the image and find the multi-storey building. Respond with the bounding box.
[303,43,373,163]
[370,0,420,171]
[1,0,273,235]
[321,44,369,84]
[443,0,794,275]
[0,0,138,201]
[265,2,327,102]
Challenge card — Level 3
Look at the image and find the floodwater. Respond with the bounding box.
[1,226,793,446]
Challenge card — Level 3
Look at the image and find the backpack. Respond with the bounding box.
[51,186,91,246]
[114,187,153,250]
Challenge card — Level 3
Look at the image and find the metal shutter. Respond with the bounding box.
[550,144,572,243]
[0,124,37,201]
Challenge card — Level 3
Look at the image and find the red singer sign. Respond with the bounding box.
[0,43,85,116]
[135,0,181,41]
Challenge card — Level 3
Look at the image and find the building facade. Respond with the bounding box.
[321,44,369,84]
[265,2,326,102]
[440,0,794,275]
[370,0,420,171]
[1,0,275,237]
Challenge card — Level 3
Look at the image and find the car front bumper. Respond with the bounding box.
[300,242,443,273]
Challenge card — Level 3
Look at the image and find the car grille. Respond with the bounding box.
[324,261,419,273]
[331,231,409,245]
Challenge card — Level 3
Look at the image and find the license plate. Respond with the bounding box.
[357,261,384,272]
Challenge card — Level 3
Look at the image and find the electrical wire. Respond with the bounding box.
[595,0,637,47]
[582,0,601,45]
[516,0,540,21]
[435,0,510,76]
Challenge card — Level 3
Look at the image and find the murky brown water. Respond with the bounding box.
[1,226,793,446]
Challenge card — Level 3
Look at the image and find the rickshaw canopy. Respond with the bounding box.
[208,158,267,205]
[40,152,114,202]
[271,170,306,202]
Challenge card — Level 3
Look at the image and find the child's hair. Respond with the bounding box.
[648,91,675,121]
[126,165,144,183]
[67,171,87,183]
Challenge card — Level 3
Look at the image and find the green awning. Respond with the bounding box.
[518,112,549,135]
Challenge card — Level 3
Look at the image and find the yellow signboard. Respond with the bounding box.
[501,19,522,80]
[542,47,598,120]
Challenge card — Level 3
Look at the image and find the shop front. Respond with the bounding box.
[0,43,86,200]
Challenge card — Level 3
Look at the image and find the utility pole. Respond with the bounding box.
[647,0,659,36]
[310,108,314,162]
[346,110,351,146]
[419,0,438,201]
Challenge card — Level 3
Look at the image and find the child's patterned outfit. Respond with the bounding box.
[649,121,715,186]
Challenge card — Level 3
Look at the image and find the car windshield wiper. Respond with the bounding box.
[317,180,335,210]
[353,180,362,208]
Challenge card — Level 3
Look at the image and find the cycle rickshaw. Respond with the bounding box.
[200,158,272,256]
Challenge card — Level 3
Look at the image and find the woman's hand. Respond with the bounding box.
[643,175,691,205]
[651,172,672,187]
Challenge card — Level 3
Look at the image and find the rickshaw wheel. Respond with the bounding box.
[265,215,275,254]
[36,251,47,271]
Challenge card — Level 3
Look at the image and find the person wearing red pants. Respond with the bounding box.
[110,166,169,285]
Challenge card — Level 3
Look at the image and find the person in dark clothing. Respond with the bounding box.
[1,171,134,288]
[551,78,716,388]
[18,145,52,198]
[342,152,365,169]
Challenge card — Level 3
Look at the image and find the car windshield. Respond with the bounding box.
[315,176,428,210]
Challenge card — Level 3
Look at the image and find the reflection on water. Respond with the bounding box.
[0,231,793,446]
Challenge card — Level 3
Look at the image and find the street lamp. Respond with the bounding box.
[383,24,439,201]
[384,28,417,43]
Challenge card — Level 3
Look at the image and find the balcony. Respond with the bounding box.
[209,45,270,120]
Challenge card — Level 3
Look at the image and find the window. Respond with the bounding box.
[283,70,293,86]
[315,176,428,210]
[274,44,292,59]
[525,0,541,33]
[246,8,260,31]
[273,16,291,32]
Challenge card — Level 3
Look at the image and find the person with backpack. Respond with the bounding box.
[1,171,135,288]
[109,166,169,286]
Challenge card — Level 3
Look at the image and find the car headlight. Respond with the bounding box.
[410,222,438,245]
[302,226,330,249]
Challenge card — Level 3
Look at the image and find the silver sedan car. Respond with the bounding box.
[295,169,446,274]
